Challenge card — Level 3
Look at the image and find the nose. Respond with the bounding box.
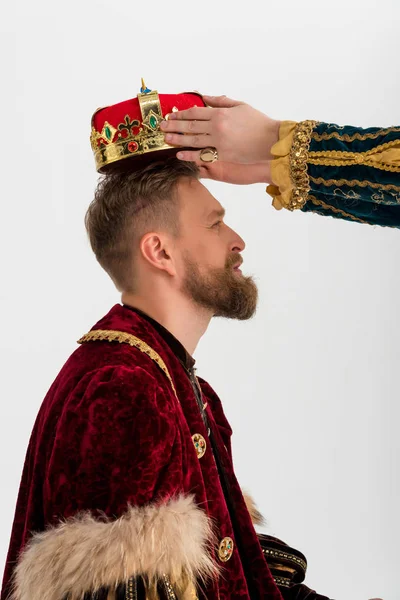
[229,228,246,253]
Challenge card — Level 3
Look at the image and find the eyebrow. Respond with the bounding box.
[207,208,226,221]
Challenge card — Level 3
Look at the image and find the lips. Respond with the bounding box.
[227,254,243,273]
[233,260,243,275]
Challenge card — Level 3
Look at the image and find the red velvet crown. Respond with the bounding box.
[90,81,206,172]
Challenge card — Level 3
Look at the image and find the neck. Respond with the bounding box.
[121,289,212,356]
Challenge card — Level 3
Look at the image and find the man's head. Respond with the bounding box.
[85,158,257,320]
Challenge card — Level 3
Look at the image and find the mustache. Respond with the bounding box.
[226,254,243,269]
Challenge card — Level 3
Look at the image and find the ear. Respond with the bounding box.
[139,232,176,277]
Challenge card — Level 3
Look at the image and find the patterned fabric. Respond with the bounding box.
[268,121,400,228]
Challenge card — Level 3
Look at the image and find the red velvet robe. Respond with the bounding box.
[3,305,281,600]
[2,305,330,600]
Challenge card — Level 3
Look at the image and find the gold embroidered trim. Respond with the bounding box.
[307,158,400,172]
[309,176,400,193]
[308,139,400,172]
[273,576,291,588]
[162,575,178,600]
[308,196,368,225]
[126,577,137,600]
[262,547,307,572]
[308,158,400,173]
[310,138,400,157]
[309,196,398,228]
[77,329,178,398]
[312,126,400,142]
[288,120,317,210]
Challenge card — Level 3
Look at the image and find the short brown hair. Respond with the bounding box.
[85,158,199,292]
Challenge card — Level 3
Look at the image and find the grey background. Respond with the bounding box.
[1,1,399,598]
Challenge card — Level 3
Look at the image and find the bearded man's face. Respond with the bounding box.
[174,178,258,320]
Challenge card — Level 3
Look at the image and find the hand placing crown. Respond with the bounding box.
[90,80,206,172]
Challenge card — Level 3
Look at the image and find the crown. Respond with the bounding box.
[90,80,205,172]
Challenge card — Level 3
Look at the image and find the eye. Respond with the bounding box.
[211,220,222,229]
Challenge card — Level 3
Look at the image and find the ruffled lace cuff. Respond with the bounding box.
[267,120,317,211]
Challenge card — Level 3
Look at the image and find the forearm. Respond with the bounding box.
[267,121,400,227]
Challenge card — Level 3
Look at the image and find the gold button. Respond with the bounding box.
[192,433,206,459]
[218,537,234,562]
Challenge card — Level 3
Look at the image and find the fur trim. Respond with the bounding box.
[243,492,265,526]
[11,495,218,600]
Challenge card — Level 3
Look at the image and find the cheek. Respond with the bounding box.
[178,229,227,271]
[196,238,226,269]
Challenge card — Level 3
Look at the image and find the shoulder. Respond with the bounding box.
[47,364,179,458]
[48,365,177,441]
[74,364,176,413]
[59,333,178,410]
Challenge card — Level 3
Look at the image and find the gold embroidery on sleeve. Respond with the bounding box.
[308,139,400,172]
[308,196,368,224]
[312,126,400,142]
[162,575,179,600]
[309,176,400,193]
[273,576,292,588]
[126,577,137,600]
[308,157,400,172]
[288,120,317,210]
[308,196,397,227]
[261,547,307,572]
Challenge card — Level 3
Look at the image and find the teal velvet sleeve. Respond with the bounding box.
[302,123,400,228]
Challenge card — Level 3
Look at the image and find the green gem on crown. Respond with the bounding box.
[105,126,112,140]
[149,115,158,129]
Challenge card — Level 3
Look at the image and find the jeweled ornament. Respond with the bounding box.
[128,141,138,153]
[149,115,157,129]
[218,537,234,562]
[192,433,206,459]
[90,80,206,172]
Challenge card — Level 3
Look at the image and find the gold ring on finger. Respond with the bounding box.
[199,147,219,163]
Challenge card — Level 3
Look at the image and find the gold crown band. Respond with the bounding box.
[93,134,171,171]
[91,89,172,172]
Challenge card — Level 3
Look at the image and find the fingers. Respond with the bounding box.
[176,150,202,162]
[173,151,212,179]
[165,133,213,148]
[161,119,210,135]
[166,106,214,121]
[165,97,243,123]
[202,95,244,108]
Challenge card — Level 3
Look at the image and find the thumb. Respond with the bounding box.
[203,95,244,108]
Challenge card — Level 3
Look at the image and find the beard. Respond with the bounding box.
[181,251,258,320]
